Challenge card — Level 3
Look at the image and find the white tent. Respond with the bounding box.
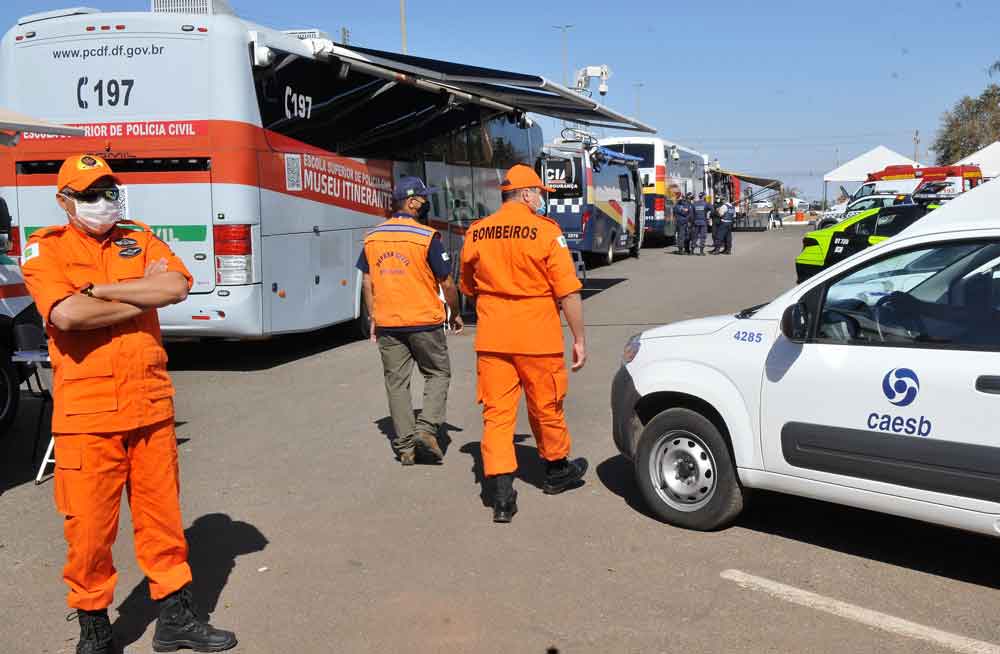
[822,145,920,207]
[0,108,84,146]
[954,141,1000,178]
[823,145,920,183]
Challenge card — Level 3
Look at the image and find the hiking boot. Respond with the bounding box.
[399,450,416,466]
[74,609,113,654]
[152,586,237,652]
[543,458,589,495]
[415,431,444,462]
[492,474,517,523]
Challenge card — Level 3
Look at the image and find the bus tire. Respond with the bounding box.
[0,348,20,439]
[606,238,616,266]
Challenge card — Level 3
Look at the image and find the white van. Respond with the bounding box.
[612,179,1000,535]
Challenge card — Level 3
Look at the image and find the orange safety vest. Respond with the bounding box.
[363,217,446,329]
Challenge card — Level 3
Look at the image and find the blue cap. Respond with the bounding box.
[393,176,438,201]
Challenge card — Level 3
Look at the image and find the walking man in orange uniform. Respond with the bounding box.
[358,176,464,465]
[460,164,588,523]
[21,154,236,654]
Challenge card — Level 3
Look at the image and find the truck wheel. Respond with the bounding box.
[634,407,743,531]
[0,348,20,439]
[605,238,616,266]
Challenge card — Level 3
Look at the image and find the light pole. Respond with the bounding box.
[400,0,407,54]
[633,81,644,119]
[552,24,573,86]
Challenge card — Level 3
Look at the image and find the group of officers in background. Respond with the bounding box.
[671,192,734,256]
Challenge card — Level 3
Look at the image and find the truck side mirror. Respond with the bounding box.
[781,302,809,343]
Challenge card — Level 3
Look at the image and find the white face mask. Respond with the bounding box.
[69,196,121,235]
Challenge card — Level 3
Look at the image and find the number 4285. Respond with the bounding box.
[734,330,763,343]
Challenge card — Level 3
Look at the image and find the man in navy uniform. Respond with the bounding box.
[690,192,712,256]
[672,194,692,255]
[711,198,734,255]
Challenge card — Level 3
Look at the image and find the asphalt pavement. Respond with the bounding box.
[3,224,999,654]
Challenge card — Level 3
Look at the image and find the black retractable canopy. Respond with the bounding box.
[318,42,655,134]
[720,169,783,190]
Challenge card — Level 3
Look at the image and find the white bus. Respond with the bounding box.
[0,2,645,339]
[600,137,709,243]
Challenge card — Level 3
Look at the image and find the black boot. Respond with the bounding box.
[543,457,589,495]
[492,474,517,523]
[153,586,237,652]
[75,609,114,654]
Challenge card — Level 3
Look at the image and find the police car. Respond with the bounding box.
[611,178,1000,535]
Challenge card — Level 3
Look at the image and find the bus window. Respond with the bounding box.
[618,174,633,202]
[620,144,655,168]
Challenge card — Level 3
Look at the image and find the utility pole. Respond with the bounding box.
[913,129,921,163]
[633,82,644,119]
[552,24,574,86]
[340,26,350,45]
[400,0,407,54]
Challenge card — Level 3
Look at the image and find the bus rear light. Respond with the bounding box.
[214,224,252,285]
[581,209,592,231]
[654,197,666,212]
[216,256,251,285]
[8,228,22,258]
[214,224,251,255]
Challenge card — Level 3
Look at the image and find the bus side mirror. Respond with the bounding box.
[781,302,809,343]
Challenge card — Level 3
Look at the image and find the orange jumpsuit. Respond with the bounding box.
[459,202,582,477]
[22,220,194,611]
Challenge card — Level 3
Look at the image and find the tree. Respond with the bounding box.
[932,84,1000,165]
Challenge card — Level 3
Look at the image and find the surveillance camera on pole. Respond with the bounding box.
[574,65,611,97]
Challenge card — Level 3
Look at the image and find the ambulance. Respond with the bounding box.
[0,109,84,437]
[612,178,1000,536]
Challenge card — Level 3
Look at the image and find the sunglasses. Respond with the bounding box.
[64,187,120,203]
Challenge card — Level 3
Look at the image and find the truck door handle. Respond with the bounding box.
[976,376,1000,395]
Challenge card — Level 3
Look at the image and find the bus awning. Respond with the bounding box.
[718,169,782,190]
[249,30,654,134]
[0,108,85,146]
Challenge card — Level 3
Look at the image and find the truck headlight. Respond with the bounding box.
[623,333,642,363]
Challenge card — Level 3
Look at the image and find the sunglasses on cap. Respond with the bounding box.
[62,187,120,203]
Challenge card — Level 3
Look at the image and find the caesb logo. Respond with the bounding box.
[867,367,932,437]
[882,368,919,407]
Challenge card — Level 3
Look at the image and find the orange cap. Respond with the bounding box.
[500,164,555,193]
[56,154,120,192]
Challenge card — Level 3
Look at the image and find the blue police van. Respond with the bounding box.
[537,139,644,266]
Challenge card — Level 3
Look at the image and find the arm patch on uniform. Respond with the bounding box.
[442,252,450,262]
[22,242,39,263]
[556,235,568,248]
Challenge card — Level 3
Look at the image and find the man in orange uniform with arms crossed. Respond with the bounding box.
[460,164,588,523]
[21,154,236,654]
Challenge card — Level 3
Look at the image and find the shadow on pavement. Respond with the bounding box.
[112,513,268,651]
[737,490,1000,590]
[166,323,361,372]
[460,436,547,507]
[595,455,658,521]
[0,393,51,495]
[580,278,627,301]
[599,455,1000,589]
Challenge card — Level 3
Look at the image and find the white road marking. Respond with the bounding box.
[720,569,1000,654]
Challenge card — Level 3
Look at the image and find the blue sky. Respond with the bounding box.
[4,0,999,199]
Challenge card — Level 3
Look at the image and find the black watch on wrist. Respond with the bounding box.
[81,283,95,298]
